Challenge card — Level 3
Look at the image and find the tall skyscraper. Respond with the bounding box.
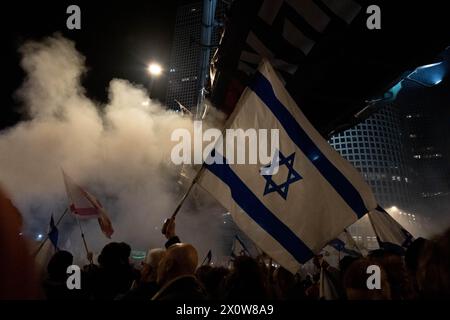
[166,1,224,112]
[329,105,413,209]
[402,99,450,221]
[329,105,417,249]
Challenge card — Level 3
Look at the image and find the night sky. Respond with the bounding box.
[2,1,449,132]
[0,0,195,130]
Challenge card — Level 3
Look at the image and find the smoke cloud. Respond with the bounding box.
[0,34,230,263]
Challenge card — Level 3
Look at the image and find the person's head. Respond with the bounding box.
[98,242,122,268]
[224,256,269,300]
[405,237,427,273]
[196,265,229,299]
[416,228,450,299]
[369,249,412,299]
[343,257,391,300]
[0,187,40,299]
[156,243,198,286]
[141,248,165,282]
[47,250,73,281]
[118,242,132,265]
[273,267,295,299]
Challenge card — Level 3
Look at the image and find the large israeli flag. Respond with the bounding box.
[198,60,377,273]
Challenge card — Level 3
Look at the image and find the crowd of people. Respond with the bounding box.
[40,218,450,300]
[1,188,449,300]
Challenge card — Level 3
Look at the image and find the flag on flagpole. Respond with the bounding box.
[327,229,363,258]
[62,170,114,238]
[48,214,59,250]
[198,60,377,273]
[319,267,340,300]
[368,205,414,254]
[202,250,212,266]
[231,235,251,258]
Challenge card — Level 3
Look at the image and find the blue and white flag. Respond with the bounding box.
[198,60,377,273]
[368,206,414,254]
[327,229,363,258]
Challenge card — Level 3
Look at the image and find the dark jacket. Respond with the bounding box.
[152,275,206,301]
[118,281,159,300]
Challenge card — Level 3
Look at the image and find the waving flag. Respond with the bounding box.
[368,205,414,254]
[231,235,251,258]
[48,215,59,250]
[202,250,213,266]
[198,60,377,273]
[327,229,363,258]
[62,171,114,238]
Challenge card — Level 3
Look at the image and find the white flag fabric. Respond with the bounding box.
[319,267,340,300]
[63,171,100,219]
[327,229,363,258]
[198,60,377,273]
[62,170,114,238]
[368,206,414,253]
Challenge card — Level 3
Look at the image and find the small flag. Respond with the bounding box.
[62,170,114,238]
[231,235,251,258]
[48,215,59,250]
[202,250,212,266]
[368,205,414,254]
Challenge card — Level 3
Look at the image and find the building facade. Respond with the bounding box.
[329,105,417,249]
[329,105,414,209]
[166,1,225,112]
[402,102,450,217]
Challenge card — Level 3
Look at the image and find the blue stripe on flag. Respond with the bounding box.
[249,72,368,218]
[206,158,314,264]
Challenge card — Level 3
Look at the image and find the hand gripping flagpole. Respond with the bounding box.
[162,83,245,232]
[33,207,69,257]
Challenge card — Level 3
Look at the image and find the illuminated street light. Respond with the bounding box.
[148,62,162,76]
[147,62,163,98]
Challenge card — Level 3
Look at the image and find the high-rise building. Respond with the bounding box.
[329,105,414,209]
[166,1,224,111]
[329,105,416,249]
[402,100,450,221]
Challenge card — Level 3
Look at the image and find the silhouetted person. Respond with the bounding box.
[90,242,138,300]
[152,243,206,300]
[222,256,269,300]
[343,257,391,300]
[43,250,85,299]
[196,265,229,300]
[416,228,450,299]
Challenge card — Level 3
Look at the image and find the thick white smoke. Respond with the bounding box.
[0,34,230,263]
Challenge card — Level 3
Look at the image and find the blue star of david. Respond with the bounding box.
[261,151,302,200]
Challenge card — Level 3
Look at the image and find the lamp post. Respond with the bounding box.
[147,62,162,98]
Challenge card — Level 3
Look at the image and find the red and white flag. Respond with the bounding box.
[62,170,114,238]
